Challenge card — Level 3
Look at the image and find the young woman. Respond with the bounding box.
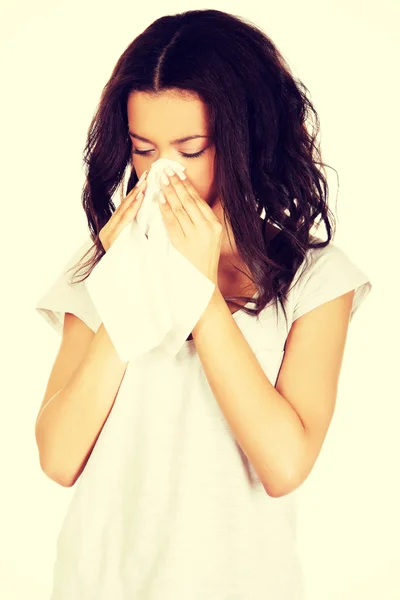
[34,8,372,600]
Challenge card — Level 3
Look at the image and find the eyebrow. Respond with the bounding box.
[128,131,209,145]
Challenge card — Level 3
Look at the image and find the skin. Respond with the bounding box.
[127,89,263,299]
[127,91,358,498]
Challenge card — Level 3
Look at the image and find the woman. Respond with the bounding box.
[34,8,372,599]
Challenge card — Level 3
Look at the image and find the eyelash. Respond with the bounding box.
[132,148,206,159]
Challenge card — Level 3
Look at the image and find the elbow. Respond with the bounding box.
[35,424,77,488]
[261,462,304,498]
[36,439,76,488]
[49,471,76,488]
[262,478,301,498]
[39,454,76,488]
[261,434,308,498]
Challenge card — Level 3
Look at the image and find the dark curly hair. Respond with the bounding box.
[67,8,337,328]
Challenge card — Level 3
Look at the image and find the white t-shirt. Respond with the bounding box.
[35,234,372,600]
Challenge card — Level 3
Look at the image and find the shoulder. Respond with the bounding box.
[289,236,372,323]
[35,236,102,336]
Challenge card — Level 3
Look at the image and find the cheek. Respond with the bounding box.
[188,159,215,203]
[193,177,212,202]
[131,156,140,175]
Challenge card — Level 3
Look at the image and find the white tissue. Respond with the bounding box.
[85,158,216,362]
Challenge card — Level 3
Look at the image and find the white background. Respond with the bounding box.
[1,1,398,598]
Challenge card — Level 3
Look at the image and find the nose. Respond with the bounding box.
[150,155,179,167]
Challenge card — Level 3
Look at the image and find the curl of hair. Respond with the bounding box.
[66,8,337,329]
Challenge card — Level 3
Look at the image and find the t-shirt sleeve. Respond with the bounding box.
[35,237,102,335]
[291,242,372,323]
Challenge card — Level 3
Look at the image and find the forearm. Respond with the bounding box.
[35,323,128,487]
[192,288,306,497]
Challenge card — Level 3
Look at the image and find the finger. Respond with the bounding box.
[160,170,203,227]
[118,179,147,220]
[106,182,147,245]
[100,175,146,248]
[179,177,217,223]
[166,169,216,224]
[128,172,148,201]
[115,170,148,211]
[125,189,145,214]
[160,174,195,234]
[134,169,149,189]
[108,189,145,242]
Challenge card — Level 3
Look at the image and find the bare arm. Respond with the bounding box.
[35,318,129,487]
[35,171,149,487]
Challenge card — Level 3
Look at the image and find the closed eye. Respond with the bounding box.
[132,148,206,159]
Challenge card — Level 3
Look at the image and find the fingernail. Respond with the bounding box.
[135,170,148,186]
[161,172,170,185]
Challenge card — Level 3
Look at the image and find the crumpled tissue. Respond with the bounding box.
[84,158,216,362]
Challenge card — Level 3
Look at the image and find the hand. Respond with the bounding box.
[99,170,148,252]
[158,167,223,285]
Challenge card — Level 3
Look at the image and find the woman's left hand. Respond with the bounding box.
[158,167,223,286]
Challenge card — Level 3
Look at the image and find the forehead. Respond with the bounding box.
[127,90,208,135]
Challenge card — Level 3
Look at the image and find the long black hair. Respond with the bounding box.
[67,8,337,327]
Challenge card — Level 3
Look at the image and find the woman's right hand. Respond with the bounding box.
[99,170,149,252]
